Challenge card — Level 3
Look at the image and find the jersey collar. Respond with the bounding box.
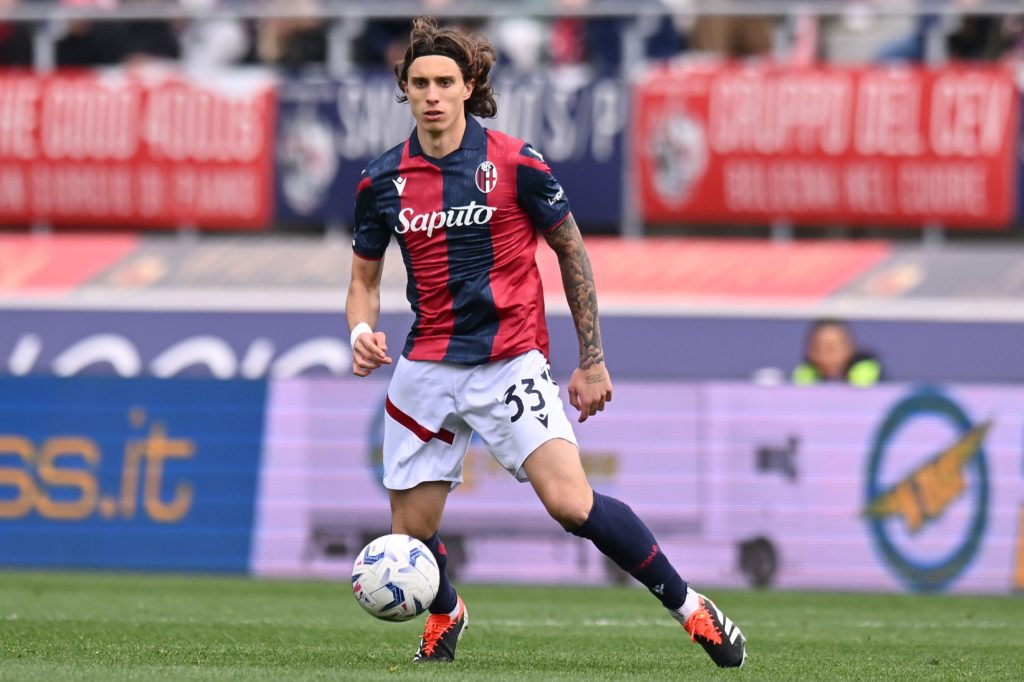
[408,115,485,158]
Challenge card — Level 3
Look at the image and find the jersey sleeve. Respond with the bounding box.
[515,143,571,232]
[352,170,391,260]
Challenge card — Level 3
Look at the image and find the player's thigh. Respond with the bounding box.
[462,350,577,482]
[521,436,593,529]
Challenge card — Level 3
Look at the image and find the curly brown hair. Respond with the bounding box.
[394,16,497,119]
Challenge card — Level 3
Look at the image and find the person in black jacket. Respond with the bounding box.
[792,318,883,386]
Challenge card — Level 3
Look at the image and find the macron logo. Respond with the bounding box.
[393,176,407,197]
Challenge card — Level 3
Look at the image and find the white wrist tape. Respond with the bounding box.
[350,322,373,349]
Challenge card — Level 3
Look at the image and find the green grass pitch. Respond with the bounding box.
[1,570,1021,681]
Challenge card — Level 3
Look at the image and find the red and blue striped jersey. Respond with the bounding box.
[353,116,571,365]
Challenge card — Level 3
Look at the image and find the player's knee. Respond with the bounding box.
[546,498,591,530]
[391,520,437,542]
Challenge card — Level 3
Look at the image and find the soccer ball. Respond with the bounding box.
[351,534,440,622]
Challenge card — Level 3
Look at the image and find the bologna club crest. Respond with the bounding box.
[475,161,498,193]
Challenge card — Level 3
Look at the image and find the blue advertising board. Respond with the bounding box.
[0,377,267,571]
[3,308,1023,384]
[274,70,626,229]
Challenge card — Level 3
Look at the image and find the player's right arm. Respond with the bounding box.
[348,169,394,377]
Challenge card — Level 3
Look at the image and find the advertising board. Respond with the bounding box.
[635,65,1018,229]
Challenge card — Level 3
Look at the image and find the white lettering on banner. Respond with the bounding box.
[591,80,624,162]
[844,162,895,215]
[930,74,1012,157]
[7,333,41,376]
[137,165,164,218]
[151,336,238,379]
[543,88,579,162]
[271,338,352,378]
[494,83,543,154]
[336,81,414,158]
[173,168,261,218]
[724,160,840,213]
[396,202,498,237]
[709,73,852,155]
[14,164,259,221]
[9,332,352,379]
[0,166,26,212]
[51,334,142,377]
[491,75,627,163]
[0,78,39,159]
[854,73,925,156]
[898,162,988,216]
[144,87,263,162]
[30,164,134,217]
[40,81,139,160]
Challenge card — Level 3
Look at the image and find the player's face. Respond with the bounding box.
[404,56,473,134]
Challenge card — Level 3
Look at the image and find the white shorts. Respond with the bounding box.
[382,349,577,490]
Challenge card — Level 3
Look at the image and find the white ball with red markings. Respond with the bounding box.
[351,534,439,622]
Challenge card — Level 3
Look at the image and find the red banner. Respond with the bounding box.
[0,70,276,229]
[635,64,1018,229]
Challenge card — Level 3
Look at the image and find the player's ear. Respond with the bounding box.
[463,78,474,102]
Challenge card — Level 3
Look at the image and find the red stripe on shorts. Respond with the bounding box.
[385,395,455,445]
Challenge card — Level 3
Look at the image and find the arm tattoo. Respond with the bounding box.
[542,214,604,369]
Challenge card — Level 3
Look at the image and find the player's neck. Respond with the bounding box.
[416,115,467,159]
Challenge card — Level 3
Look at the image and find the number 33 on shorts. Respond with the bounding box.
[500,362,559,429]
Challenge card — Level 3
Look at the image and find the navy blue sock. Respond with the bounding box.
[571,492,687,610]
[423,533,458,615]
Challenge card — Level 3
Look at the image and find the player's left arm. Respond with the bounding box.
[542,212,612,423]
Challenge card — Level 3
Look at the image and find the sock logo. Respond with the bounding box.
[632,544,659,572]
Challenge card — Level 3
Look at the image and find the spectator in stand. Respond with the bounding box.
[178,0,250,68]
[354,0,451,69]
[687,0,776,58]
[792,318,883,387]
[0,0,34,66]
[547,0,682,75]
[256,0,326,68]
[353,17,409,68]
[56,0,180,66]
[876,0,1023,63]
[55,0,123,65]
[946,11,1024,61]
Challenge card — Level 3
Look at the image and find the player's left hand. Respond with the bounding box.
[568,361,613,423]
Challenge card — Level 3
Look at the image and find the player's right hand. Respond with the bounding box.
[352,331,393,377]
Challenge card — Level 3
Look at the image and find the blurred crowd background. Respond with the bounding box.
[0,1,1021,77]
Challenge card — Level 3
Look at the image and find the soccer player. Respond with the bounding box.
[346,16,747,668]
